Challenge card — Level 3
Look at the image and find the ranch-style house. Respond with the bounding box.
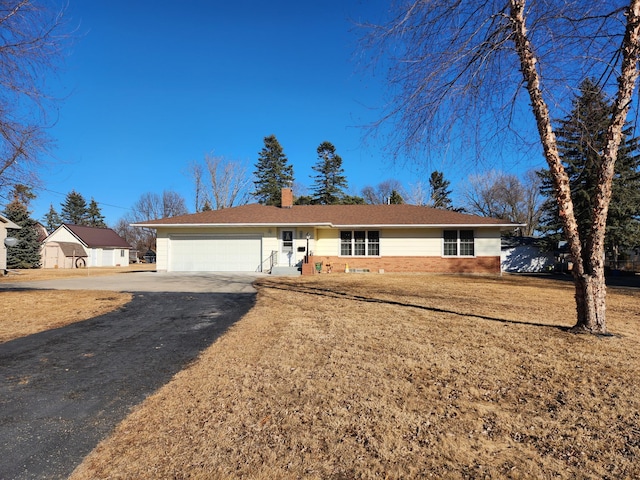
[134,189,522,275]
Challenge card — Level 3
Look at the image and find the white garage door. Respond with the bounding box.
[169,235,262,272]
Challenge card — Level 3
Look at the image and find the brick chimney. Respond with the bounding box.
[281,187,293,208]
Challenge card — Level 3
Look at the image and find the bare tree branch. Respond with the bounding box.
[361,0,640,333]
[0,1,70,194]
[203,153,251,210]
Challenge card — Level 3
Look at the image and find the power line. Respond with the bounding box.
[32,186,132,212]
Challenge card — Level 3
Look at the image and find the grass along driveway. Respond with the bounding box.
[0,266,153,342]
[70,274,640,479]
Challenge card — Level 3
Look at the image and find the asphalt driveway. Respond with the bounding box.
[0,272,259,479]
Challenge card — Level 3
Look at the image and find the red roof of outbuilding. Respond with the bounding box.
[64,224,131,248]
[133,203,521,228]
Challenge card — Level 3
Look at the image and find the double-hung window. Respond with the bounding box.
[443,229,475,257]
[340,230,380,256]
[368,231,380,256]
[340,231,352,256]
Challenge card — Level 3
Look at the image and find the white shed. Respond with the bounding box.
[42,224,131,268]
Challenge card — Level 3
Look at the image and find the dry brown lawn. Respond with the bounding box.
[0,265,154,342]
[67,273,640,479]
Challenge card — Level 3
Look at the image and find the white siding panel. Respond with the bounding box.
[381,229,441,256]
[475,228,502,256]
[45,228,80,244]
[118,249,130,266]
[314,229,338,256]
[156,234,169,271]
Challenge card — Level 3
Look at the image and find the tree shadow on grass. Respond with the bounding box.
[259,280,572,332]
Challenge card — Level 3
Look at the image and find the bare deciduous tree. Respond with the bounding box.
[462,170,542,235]
[129,191,188,222]
[113,217,145,257]
[0,1,69,195]
[521,169,544,237]
[405,181,428,206]
[187,160,206,212]
[361,179,405,204]
[188,153,251,210]
[205,154,251,210]
[118,190,188,253]
[363,0,640,333]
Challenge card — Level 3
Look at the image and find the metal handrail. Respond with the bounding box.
[259,250,278,272]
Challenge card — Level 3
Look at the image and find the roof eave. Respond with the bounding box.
[330,223,525,228]
[131,222,333,228]
[133,222,526,229]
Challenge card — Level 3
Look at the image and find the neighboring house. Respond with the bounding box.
[0,214,20,272]
[501,236,555,273]
[33,222,49,243]
[133,188,522,275]
[42,224,131,268]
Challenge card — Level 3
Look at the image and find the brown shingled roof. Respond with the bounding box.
[65,224,131,248]
[134,203,520,228]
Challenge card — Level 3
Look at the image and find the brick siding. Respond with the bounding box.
[303,255,500,275]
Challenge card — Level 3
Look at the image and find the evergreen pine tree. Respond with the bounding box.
[341,195,366,205]
[538,78,640,261]
[87,198,106,228]
[3,186,41,268]
[311,141,348,205]
[253,135,294,206]
[608,136,640,262]
[389,189,405,204]
[61,190,89,225]
[42,204,62,233]
[429,171,453,209]
[294,195,315,205]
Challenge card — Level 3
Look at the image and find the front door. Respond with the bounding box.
[281,230,294,266]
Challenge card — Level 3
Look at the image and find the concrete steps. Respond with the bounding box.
[270,266,301,276]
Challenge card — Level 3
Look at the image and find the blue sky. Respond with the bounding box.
[27,0,537,226]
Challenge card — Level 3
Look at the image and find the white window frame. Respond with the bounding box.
[443,229,475,257]
[340,230,380,257]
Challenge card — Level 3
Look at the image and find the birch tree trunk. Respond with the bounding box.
[509,0,640,334]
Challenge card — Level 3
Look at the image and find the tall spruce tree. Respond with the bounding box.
[61,190,89,225]
[42,204,62,233]
[87,198,106,228]
[253,135,294,206]
[539,78,640,262]
[3,186,41,268]
[428,171,453,209]
[311,141,348,205]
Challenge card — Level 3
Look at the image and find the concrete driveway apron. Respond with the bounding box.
[0,272,259,480]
